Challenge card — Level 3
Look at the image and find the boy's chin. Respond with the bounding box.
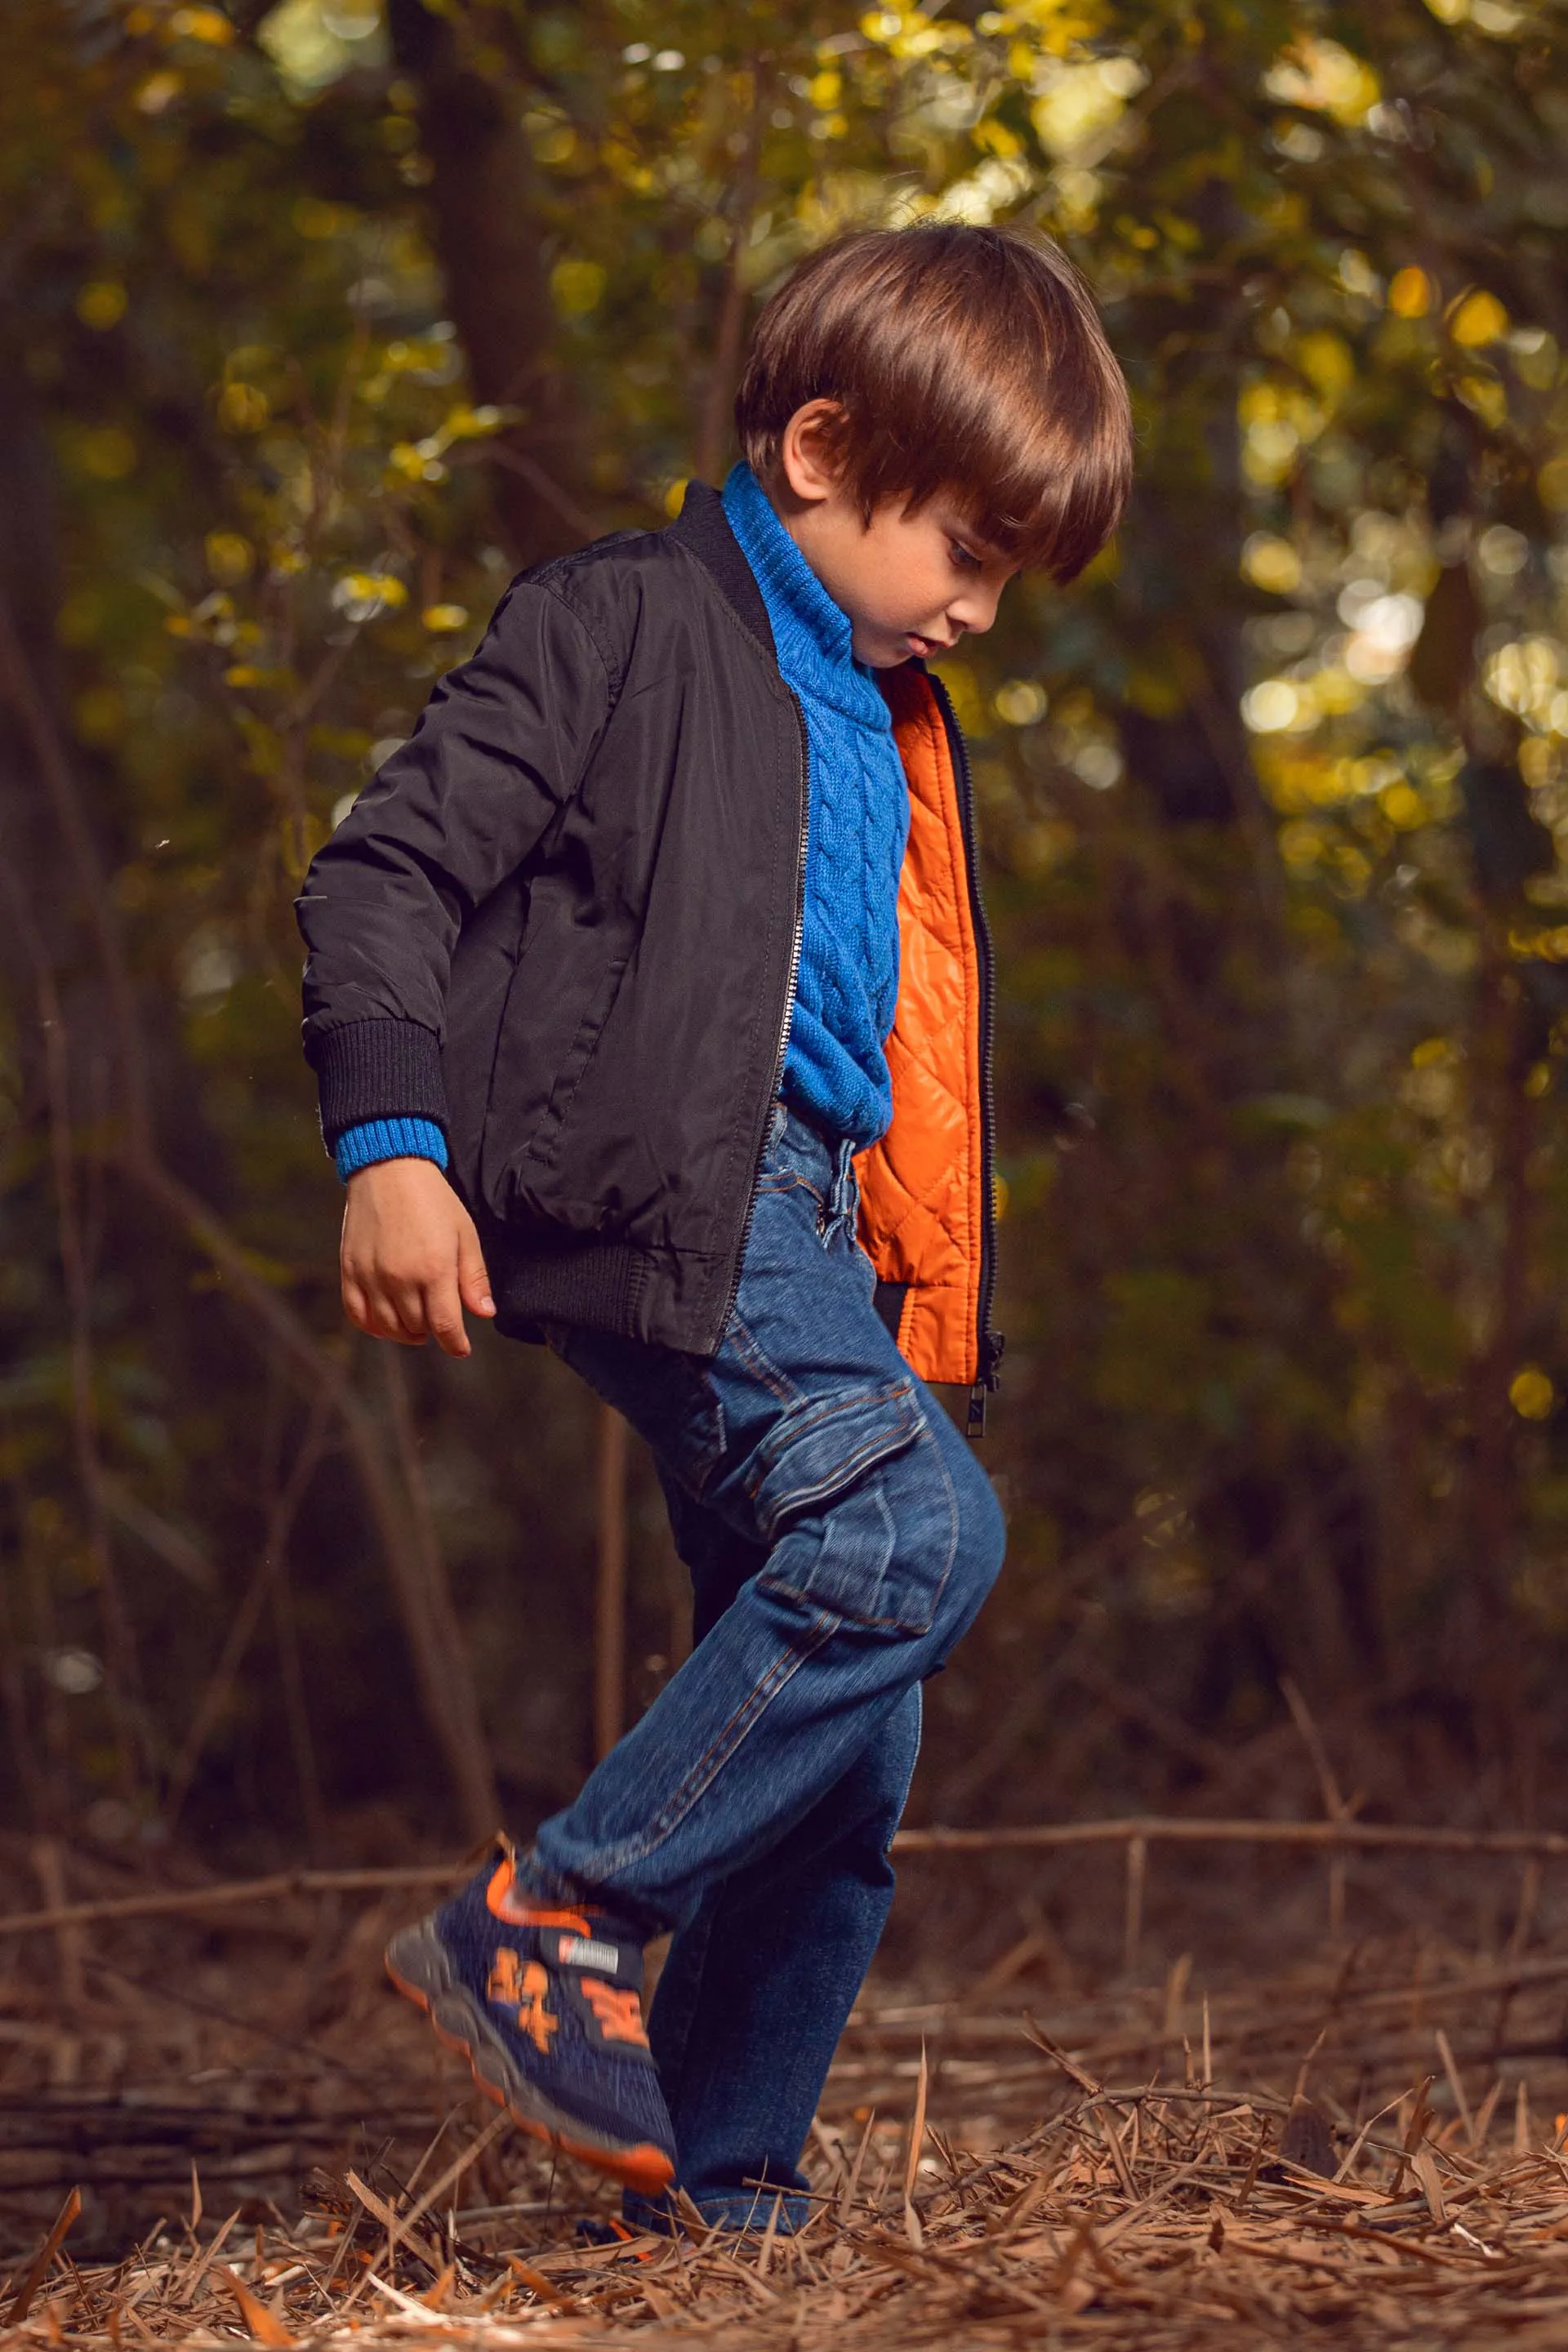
[853,626,929,670]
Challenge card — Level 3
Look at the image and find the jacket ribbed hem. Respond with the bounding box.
[488,1239,653,1343]
[310,1018,448,1152]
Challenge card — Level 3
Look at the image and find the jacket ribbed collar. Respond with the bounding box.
[721,464,892,733]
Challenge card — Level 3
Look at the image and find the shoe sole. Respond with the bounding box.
[385,1922,675,2198]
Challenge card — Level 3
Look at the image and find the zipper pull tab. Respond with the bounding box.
[967,1383,988,1440]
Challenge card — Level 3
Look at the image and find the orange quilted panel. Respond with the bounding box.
[854,666,983,1387]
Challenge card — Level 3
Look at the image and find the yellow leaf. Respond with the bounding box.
[205,532,254,585]
[1455,372,1506,429]
[217,382,270,431]
[1241,532,1303,595]
[170,6,237,42]
[1510,1369,1555,1421]
[1295,331,1354,399]
[76,425,137,481]
[1539,456,1568,512]
[1388,266,1431,318]
[550,258,607,317]
[1379,782,1425,829]
[76,280,127,330]
[1264,36,1379,124]
[135,69,183,113]
[1450,288,1508,347]
[332,572,408,621]
[421,604,469,632]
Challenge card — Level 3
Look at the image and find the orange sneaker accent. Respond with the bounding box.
[487,1947,524,2005]
[579,1977,649,2047]
[385,1953,672,2196]
[484,1859,593,1937]
[519,1960,559,2054]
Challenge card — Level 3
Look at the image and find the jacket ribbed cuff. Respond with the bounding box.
[309,1018,448,1152]
[336,1117,449,1183]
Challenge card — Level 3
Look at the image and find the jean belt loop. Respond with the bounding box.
[833,1137,857,1231]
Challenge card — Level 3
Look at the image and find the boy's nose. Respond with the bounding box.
[949,587,1001,637]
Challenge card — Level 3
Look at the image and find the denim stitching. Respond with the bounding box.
[564,1614,840,1881]
[924,1417,962,1621]
[757,1415,960,1634]
[742,1378,920,1508]
[725,1312,804,1408]
[644,1891,716,2107]
[757,1490,917,1631]
[671,1370,726,1497]
[755,1169,826,1206]
[751,1414,920,1543]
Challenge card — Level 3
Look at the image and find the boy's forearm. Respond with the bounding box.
[296,579,612,1161]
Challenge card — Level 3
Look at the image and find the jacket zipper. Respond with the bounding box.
[927,672,1004,1435]
[714,684,811,1347]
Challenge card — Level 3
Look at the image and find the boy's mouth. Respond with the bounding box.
[906,631,952,659]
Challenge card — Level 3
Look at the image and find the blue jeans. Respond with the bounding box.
[538,1104,1006,2226]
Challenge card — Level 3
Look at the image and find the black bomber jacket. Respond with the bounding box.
[296,484,1000,1385]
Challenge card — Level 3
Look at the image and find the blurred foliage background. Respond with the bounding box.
[4,0,1568,1922]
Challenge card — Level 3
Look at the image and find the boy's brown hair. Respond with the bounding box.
[734,223,1132,584]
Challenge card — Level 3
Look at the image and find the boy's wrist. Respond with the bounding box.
[335,1116,449,1183]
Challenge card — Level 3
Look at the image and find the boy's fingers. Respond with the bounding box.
[346,1277,416,1345]
[425,1275,473,1359]
[457,1231,496,1318]
[372,1277,434,1347]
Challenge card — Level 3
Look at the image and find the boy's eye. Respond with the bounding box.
[950,541,982,572]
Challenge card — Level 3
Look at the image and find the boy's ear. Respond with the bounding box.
[777,399,850,507]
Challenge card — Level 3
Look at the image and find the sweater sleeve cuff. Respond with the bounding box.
[308,1017,449,1151]
[336,1117,449,1183]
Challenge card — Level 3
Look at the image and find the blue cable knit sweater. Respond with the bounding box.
[721,462,907,1150]
[335,466,907,1178]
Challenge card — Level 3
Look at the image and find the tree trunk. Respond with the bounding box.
[386,0,589,565]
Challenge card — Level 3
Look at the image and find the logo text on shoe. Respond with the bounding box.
[518,1960,559,2053]
[579,1977,649,2047]
[487,1946,559,2053]
[488,1947,523,2006]
[559,1936,620,1972]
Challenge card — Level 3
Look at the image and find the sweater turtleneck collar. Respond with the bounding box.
[720,463,892,731]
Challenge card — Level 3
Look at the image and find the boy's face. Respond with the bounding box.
[769,402,1022,670]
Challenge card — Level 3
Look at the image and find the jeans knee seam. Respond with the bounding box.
[924,1422,961,1626]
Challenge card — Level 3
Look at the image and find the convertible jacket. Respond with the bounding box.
[296,483,1003,1413]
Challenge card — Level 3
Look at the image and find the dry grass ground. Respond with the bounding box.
[10,1850,1568,2348]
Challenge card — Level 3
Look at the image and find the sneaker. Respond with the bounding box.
[385,1842,675,2196]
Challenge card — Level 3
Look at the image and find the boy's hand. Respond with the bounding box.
[341,1157,496,1357]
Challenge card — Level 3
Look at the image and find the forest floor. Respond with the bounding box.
[8,1846,1568,2346]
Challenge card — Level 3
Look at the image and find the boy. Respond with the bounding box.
[296,223,1131,2230]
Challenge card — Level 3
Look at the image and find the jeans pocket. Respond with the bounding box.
[750,1381,942,1632]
